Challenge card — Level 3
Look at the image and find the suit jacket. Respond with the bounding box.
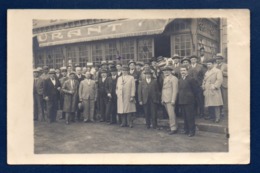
[98,77,112,99]
[178,75,199,105]
[216,63,228,88]
[75,74,85,85]
[172,63,181,78]
[34,77,44,95]
[79,79,97,100]
[161,74,178,103]
[43,78,61,101]
[108,75,118,100]
[189,63,205,85]
[138,78,159,104]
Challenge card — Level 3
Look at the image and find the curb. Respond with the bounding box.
[133,117,228,135]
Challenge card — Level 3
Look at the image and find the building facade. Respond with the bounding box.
[33,18,227,68]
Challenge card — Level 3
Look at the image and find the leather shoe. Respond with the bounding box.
[188,133,195,137]
[168,130,177,135]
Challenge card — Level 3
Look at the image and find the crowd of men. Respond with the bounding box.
[33,48,228,137]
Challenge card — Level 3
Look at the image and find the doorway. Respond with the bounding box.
[154,35,171,57]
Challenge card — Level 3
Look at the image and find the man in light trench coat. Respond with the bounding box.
[202,58,223,123]
[116,65,136,128]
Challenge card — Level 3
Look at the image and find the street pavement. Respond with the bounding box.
[34,120,228,154]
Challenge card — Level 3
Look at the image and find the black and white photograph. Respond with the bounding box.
[8,10,249,164]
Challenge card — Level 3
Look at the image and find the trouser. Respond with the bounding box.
[164,103,178,131]
[221,87,228,116]
[143,100,157,128]
[208,106,221,121]
[82,99,95,121]
[180,104,195,135]
[196,89,205,117]
[120,113,134,126]
[34,94,45,121]
[106,99,117,123]
[99,97,107,121]
[47,100,58,122]
[59,94,65,119]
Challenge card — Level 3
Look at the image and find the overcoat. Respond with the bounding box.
[62,79,79,112]
[202,67,223,107]
[116,75,136,114]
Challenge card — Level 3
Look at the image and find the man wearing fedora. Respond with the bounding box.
[202,58,223,123]
[43,69,61,123]
[79,71,97,123]
[161,66,179,134]
[105,66,118,124]
[138,68,160,129]
[62,72,79,125]
[215,53,228,117]
[98,68,111,122]
[33,69,45,121]
[128,60,141,116]
[189,55,206,118]
[116,65,136,128]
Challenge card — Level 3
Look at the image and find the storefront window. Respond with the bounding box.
[92,43,103,64]
[137,38,153,61]
[53,47,63,68]
[197,35,219,58]
[120,39,135,64]
[172,34,192,57]
[46,50,54,68]
[79,44,89,67]
[66,46,77,64]
[35,51,44,68]
[104,41,118,61]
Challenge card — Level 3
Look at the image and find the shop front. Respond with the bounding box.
[33,18,221,68]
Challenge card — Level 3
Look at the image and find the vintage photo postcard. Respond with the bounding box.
[7,9,250,164]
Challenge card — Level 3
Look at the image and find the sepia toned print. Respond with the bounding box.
[8,10,249,164]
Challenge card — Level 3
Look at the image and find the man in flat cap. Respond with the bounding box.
[62,72,79,125]
[33,69,45,121]
[128,60,141,117]
[43,69,61,123]
[116,65,136,128]
[161,66,179,134]
[138,68,160,129]
[202,58,223,123]
[59,67,68,119]
[189,55,206,118]
[215,53,228,117]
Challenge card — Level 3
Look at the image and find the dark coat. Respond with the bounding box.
[189,63,205,86]
[108,75,118,101]
[98,77,112,101]
[75,74,85,85]
[178,75,199,105]
[138,78,159,104]
[43,78,61,101]
[62,79,79,112]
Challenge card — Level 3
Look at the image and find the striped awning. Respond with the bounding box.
[36,19,174,47]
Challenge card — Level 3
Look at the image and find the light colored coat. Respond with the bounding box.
[202,67,223,107]
[62,79,79,112]
[161,74,178,103]
[79,79,97,101]
[116,75,136,114]
[216,63,228,88]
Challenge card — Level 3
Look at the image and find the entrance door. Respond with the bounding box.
[154,35,171,58]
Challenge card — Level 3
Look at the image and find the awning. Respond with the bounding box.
[36,19,173,47]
